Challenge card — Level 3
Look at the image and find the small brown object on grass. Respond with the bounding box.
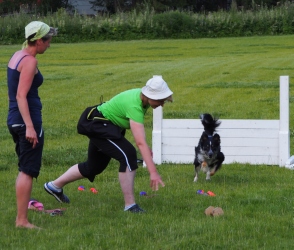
[205,206,224,217]
[212,207,224,216]
[205,206,215,216]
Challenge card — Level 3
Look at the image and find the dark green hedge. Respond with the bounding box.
[1,4,294,45]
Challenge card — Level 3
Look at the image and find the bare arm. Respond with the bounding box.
[130,119,165,191]
[16,56,38,148]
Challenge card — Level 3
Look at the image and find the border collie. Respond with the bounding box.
[193,113,225,182]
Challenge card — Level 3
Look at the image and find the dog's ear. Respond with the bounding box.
[213,134,221,143]
[201,133,209,142]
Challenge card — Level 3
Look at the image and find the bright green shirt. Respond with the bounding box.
[98,89,149,129]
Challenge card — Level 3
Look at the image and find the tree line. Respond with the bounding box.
[0,0,289,15]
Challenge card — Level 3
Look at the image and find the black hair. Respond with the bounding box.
[26,30,53,45]
[41,35,51,42]
[27,33,37,46]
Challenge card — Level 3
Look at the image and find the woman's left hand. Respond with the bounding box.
[26,126,38,148]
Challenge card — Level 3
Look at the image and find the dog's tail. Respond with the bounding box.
[200,113,221,135]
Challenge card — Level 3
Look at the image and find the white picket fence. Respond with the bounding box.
[152,76,290,167]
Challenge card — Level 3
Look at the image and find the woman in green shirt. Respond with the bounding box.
[44,75,173,213]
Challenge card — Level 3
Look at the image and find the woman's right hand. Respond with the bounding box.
[150,171,165,191]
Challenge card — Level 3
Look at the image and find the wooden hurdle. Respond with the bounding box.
[152,76,290,166]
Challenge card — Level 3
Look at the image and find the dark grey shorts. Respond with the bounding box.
[78,135,138,182]
[8,124,44,178]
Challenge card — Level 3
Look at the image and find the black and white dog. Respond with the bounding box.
[193,113,225,182]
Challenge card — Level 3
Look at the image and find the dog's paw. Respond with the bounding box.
[210,171,215,176]
[193,177,198,182]
[201,161,208,168]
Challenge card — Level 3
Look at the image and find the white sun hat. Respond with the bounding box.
[142,75,173,101]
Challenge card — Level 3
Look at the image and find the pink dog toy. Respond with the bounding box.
[90,188,98,193]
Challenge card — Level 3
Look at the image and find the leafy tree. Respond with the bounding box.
[89,0,141,13]
[234,0,286,9]
[77,0,285,15]
[0,0,71,14]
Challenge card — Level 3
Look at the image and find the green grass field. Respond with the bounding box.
[0,36,293,249]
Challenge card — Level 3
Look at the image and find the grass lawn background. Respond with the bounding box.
[0,36,293,249]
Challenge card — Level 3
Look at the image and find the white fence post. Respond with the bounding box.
[279,76,290,167]
[152,106,163,164]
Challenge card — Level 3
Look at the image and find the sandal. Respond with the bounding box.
[28,199,44,211]
[43,209,65,216]
[28,198,66,216]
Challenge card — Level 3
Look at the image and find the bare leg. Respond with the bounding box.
[15,172,40,229]
[52,164,84,188]
[119,168,136,206]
